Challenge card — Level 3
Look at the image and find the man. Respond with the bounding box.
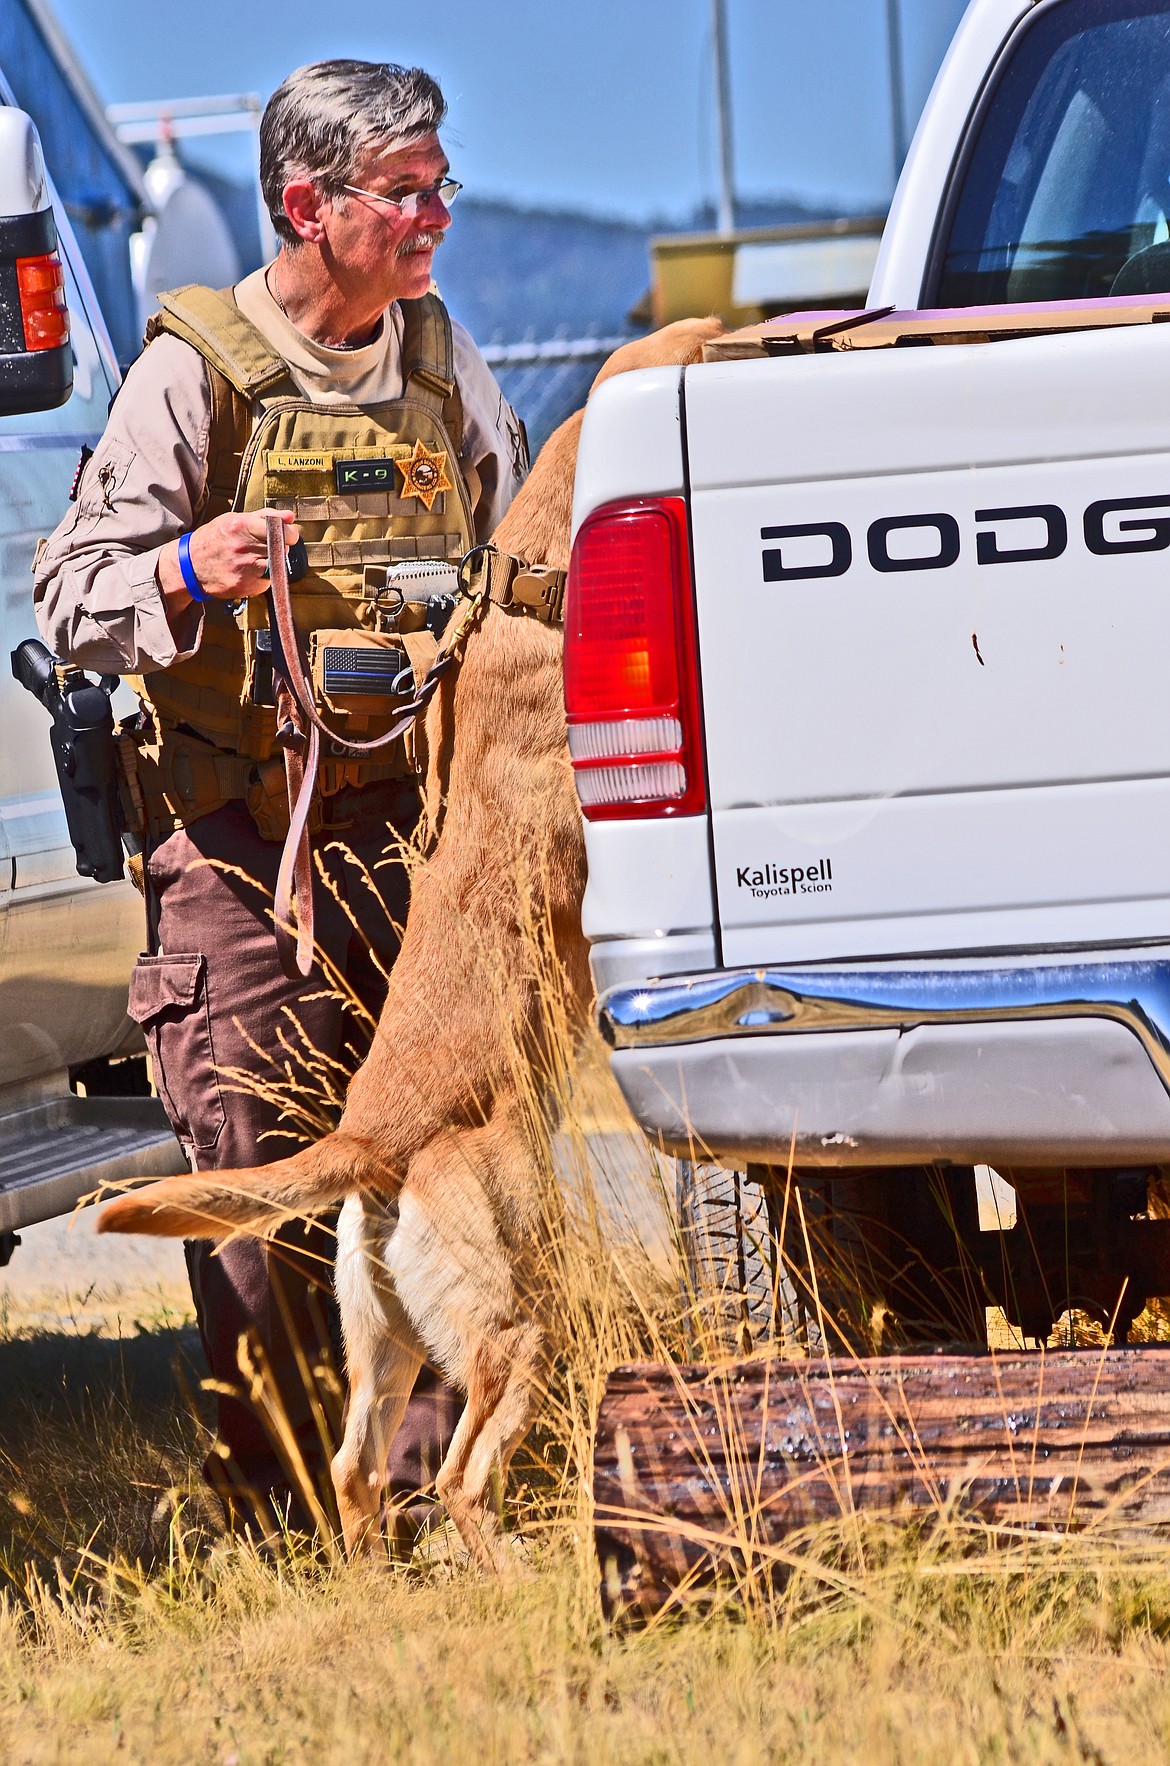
[35,59,527,1531]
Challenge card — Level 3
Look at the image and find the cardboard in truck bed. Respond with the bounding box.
[700,293,1170,362]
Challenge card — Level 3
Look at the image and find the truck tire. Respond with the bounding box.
[676,1160,776,1354]
[677,1163,987,1358]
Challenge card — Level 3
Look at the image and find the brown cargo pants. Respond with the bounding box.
[130,781,460,1532]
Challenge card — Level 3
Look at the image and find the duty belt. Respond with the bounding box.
[130,724,411,845]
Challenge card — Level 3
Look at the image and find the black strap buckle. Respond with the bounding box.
[457,543,496,596]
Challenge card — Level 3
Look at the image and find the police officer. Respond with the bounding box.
[34,60,527,1532]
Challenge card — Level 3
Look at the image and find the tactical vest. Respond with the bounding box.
[131,284,476,839]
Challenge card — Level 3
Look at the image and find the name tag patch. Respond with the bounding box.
[268,451,332,473]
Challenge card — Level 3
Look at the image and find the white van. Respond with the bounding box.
[0,107,180,1256]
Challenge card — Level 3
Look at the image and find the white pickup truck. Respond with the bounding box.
[567,0,1170,1348]
[0,104,180,1255]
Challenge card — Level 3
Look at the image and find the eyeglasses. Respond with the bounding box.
[340,177,462,219]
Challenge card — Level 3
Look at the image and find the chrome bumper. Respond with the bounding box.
[597,957,1170,1166]
[599,958,1170,1093]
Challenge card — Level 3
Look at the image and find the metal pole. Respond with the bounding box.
[248,102,278,263]
[108,94,277,261]
[886,0,909,177]
[710,0,736,235]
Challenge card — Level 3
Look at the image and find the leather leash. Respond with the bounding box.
[264,512,562,979]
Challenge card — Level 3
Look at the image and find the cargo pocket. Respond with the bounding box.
[127,953,226,1152]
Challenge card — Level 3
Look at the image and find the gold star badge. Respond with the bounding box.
[396,439,453,511]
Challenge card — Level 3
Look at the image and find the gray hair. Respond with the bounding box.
[260,60,447,246]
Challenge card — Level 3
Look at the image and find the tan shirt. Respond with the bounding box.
[34,267,527,675]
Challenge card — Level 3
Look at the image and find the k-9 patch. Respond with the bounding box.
[334,457,401,492]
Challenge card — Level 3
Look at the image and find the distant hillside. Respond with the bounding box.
[436,194,846,342]
[434,199,649,342]
[431,195,859,448]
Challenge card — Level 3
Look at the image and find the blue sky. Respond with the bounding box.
[52,0,970,220]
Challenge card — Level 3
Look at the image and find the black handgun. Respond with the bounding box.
[11,640,126,883]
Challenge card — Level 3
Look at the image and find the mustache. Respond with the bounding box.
[398,231,444,257]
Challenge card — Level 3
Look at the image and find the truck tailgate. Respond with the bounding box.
[685,323,1170,966]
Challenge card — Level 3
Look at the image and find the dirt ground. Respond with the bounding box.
[0,1207,194,1337]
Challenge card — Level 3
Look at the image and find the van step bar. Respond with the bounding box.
[0,1095,185,1234]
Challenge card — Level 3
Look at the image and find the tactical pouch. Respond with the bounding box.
[308,628,414,726]
[246,755,309,842]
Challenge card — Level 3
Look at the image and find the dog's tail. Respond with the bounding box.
[96,1129,388,1241]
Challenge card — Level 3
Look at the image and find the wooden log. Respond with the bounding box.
[594,1351,1170,1618]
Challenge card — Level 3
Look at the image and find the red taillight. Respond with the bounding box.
[564,496,706,820]
[16,252,68,352]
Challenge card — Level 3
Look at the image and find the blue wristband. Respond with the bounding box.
[176,531,207,602]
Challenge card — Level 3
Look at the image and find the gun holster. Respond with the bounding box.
[10,639,127,883]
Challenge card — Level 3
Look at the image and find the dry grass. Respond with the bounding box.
[5,1439,1170,1763]
[5,859,1170,1761]
[0,1078,1169,1765]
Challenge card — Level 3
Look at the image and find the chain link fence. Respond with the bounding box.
[481,336,632,455]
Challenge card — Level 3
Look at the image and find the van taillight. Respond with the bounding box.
[564,496,706,820]
[16,253,68,351]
